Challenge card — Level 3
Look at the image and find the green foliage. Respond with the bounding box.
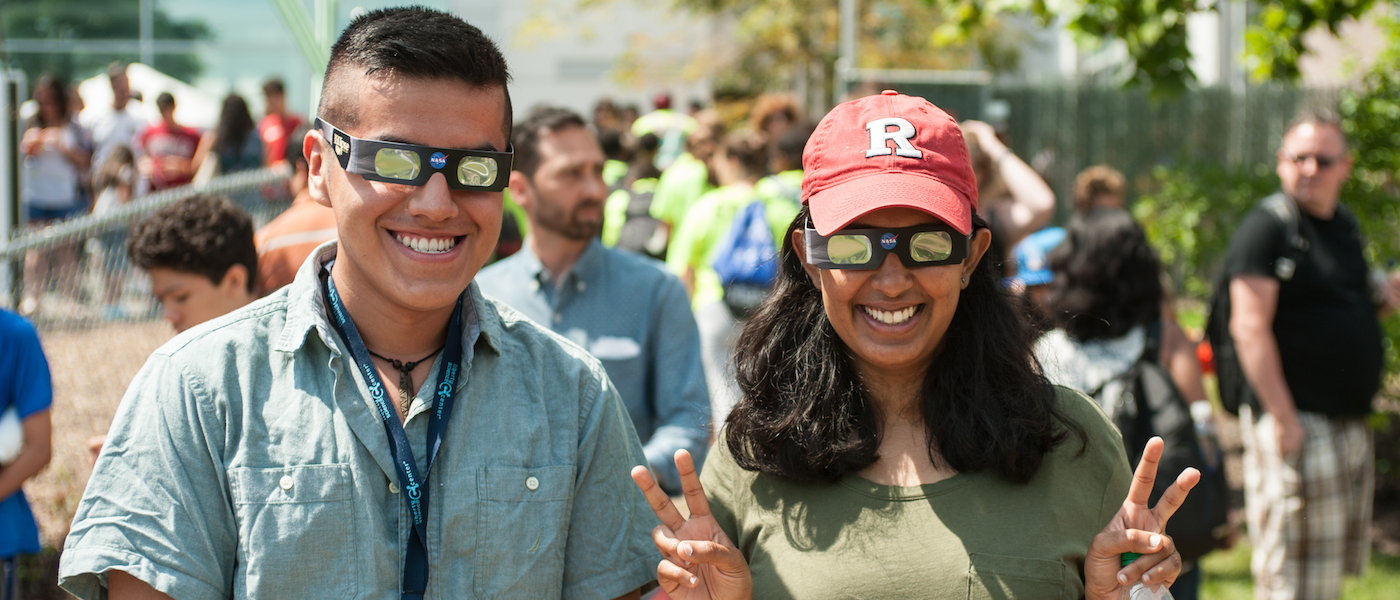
[1043,0,1198,95]
[932,0,1386,95]
[0,0,210,85]
[1137,18,1400,375]
[1339,15,1400,239]
[1244,0,1380,82]
[658,0,1385,99]
[657,0,1019,103]
[1132,160,1277,300]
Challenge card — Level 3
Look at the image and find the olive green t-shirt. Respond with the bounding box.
[701,387,1131,600]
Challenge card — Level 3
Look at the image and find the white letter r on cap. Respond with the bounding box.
[865,118,923,159]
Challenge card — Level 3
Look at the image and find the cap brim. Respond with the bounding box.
[807,173,972,236]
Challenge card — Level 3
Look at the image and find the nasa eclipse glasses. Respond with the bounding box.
[805,221,969,270]
[317,118,513,191]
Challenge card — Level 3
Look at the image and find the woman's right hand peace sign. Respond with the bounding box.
[630,450,753,600]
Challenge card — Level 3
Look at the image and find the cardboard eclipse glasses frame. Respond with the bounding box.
[316,117,513,191]
[804,221,970,270]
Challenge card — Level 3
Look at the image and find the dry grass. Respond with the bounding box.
[28,320,173,546]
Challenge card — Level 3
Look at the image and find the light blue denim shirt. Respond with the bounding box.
[478,239,710,493]
[59,241,659,600]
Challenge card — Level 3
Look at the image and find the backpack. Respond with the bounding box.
[1205,193,1312,415]
[712,200,778,319]
[615,188,668,260]
[1090,321,1231,563]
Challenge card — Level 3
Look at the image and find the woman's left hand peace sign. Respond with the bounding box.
[1085,436,1201,600]
[630,450,753,600]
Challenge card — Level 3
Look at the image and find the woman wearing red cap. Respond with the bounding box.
[631,91,1197,599]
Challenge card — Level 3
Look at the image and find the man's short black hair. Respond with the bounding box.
[128,195,258,292]
[263,77,285,96]
[156,92,175,111]
[318,6,513,140]
[511,106,588,179]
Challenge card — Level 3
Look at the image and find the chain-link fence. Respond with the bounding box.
[2,167,292,551]
[886,82,1341,220]
[2,166,293,328]
[993,84,1342,220]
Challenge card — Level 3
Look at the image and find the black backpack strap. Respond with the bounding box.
[1141,319,1163,364]
[1263,193,1309,253]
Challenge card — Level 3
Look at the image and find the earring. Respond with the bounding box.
[961,276,967,285]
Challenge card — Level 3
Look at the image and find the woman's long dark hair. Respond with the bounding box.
[1044,208,1163,341]
[28,75,69,129]
[213,94,256,156]
[727,205,1084,485]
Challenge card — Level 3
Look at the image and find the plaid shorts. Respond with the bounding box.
[1239,405,1373,600]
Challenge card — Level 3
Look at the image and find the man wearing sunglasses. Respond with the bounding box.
[1225,110,1397,599]
[60,7,657,600]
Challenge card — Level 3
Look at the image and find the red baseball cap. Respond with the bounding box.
[801,90,977,236]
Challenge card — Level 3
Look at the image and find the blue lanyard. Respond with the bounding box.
[322,265,464,600]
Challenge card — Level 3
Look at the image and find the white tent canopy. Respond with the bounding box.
[77,63,220,130]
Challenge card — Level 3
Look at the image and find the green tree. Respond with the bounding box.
[939,0,1385,95]
[638,0,1385,102]
[1,0,210,86]
[612,0,1018,108]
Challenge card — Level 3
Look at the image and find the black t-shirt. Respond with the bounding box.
[1224,196,1383,417]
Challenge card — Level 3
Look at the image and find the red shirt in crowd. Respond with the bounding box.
[258,113,304,165]
[136,122,201,190]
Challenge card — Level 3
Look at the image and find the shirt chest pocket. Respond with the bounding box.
[230,464,355,598]
[967,553,1076,600]
[474,465,574,599]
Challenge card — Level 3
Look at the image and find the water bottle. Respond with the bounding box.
[1189,400,1220,472]
[1119,552,1174,600]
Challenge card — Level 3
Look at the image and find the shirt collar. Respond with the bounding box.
[515,237,606,288]
[276,239,500,358]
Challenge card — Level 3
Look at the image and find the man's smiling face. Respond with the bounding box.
[307,71,508,316]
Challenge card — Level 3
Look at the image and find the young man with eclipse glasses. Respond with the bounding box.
[59,8,658,600]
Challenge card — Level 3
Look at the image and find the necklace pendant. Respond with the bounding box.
[398,370,414,417]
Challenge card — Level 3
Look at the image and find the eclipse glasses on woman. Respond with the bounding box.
[316,118,513,191]
[804,221,969,270]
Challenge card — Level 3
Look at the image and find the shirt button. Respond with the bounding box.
[389,482,400,494]
[526,476,539,491]
[279,475,294,490]
[552,314,562,324]
[576,281,586,291]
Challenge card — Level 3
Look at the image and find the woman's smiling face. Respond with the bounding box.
[796,206,991,382]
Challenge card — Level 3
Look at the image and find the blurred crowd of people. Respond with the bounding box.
[15,63,305,317]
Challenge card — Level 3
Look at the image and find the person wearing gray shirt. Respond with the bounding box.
[59,8,658,600]
[478,106,711,495]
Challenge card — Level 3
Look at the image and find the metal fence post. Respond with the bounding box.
[0,70,27,309]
